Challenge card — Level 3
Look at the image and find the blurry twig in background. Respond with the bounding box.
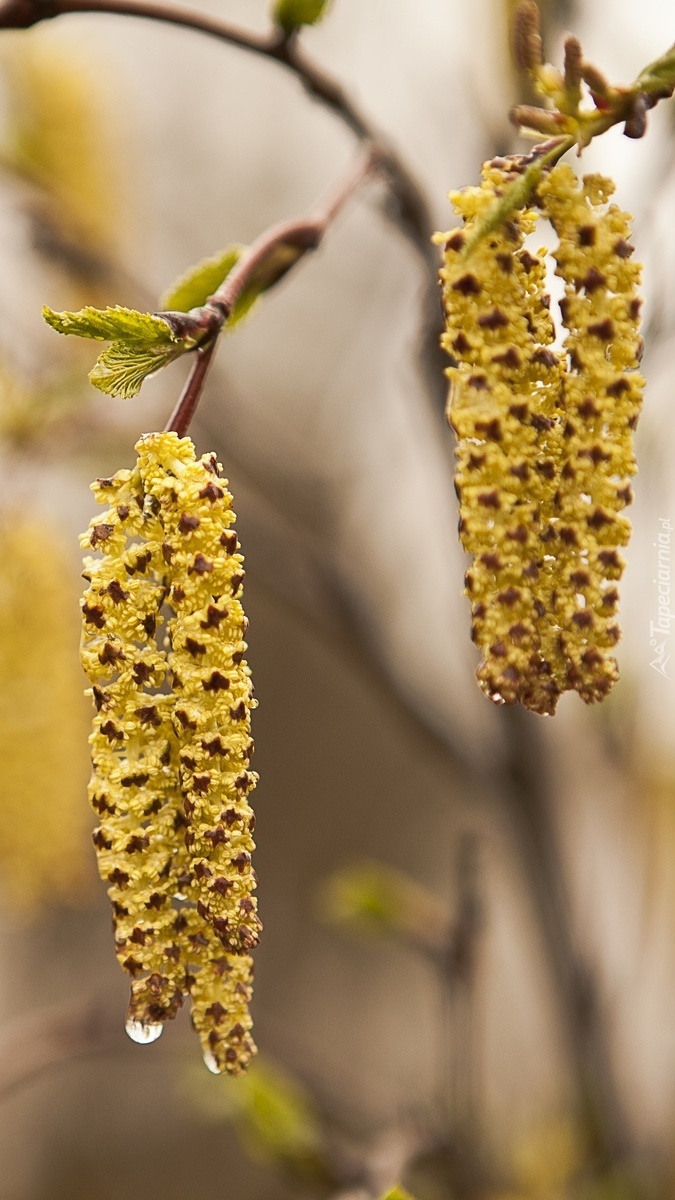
[0,996,121,1103]
[319,849,492,1196]
[499,706,632,1166]
[440,834,484,1146]
[0,0,432,264]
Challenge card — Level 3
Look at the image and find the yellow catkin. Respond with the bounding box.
[439,162,565,714]
[81,433,257,1073]
[439,159,643,713]
[135,435,261,958]
[0,511,90,911]
[539,165,644,702]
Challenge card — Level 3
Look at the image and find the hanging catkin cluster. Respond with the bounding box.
[80,431,259,1074]
[439,160,643,714]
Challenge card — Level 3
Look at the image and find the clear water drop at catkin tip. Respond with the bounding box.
[203,1049,221,1074]
[125,1018,164,1045]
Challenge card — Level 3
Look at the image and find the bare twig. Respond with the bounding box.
[166,146,379,436]
[165,338,220,438]
[0,0,433,262]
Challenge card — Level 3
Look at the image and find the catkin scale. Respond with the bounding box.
[81,432,258,1073]
[439,160,643,713]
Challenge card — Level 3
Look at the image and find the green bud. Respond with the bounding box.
[273,0,330,35]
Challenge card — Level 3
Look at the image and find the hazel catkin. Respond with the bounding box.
[439,162,565,715]
[439,159,644,714]
[80,432,258,1073]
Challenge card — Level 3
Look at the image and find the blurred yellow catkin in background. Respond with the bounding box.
[0,510,91,912]
[0,25,132,916]
[0,25,125,255]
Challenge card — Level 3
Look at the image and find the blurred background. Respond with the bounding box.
[0,0,675,1196]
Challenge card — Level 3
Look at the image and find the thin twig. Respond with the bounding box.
[210,145,380,314]
[166,145,378,436]
[0,0,433,261]
[165,337,219,438]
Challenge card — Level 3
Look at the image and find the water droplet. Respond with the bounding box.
[125,1018,164,1045]
[203,1049,221,1074]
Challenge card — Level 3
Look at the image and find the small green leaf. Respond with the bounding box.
[89,341,184,399]
[273,0,330,35]
[43,303,196,399]
[159,239,303,332]
[43,304,177,345]
[160,246,243,313]
[379,1188,417,1200]
[635,42,675,95]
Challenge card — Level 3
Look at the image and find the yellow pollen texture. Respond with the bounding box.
[438,161,643,714]
[539,164,644,703]
[80,431,257,1073]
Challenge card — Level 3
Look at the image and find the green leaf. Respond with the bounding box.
[159,239,303,331]
[273,0,330,35]
[88,341,184,399]
[43,304,177,345]
[379,1188,417,1200]
[43,303,195,399]
[635,42,675,94]
[160,246,243,313]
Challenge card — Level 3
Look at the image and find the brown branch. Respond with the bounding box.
[165,338,219,439]
[166,145,378,436]
[0,0,433,262]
